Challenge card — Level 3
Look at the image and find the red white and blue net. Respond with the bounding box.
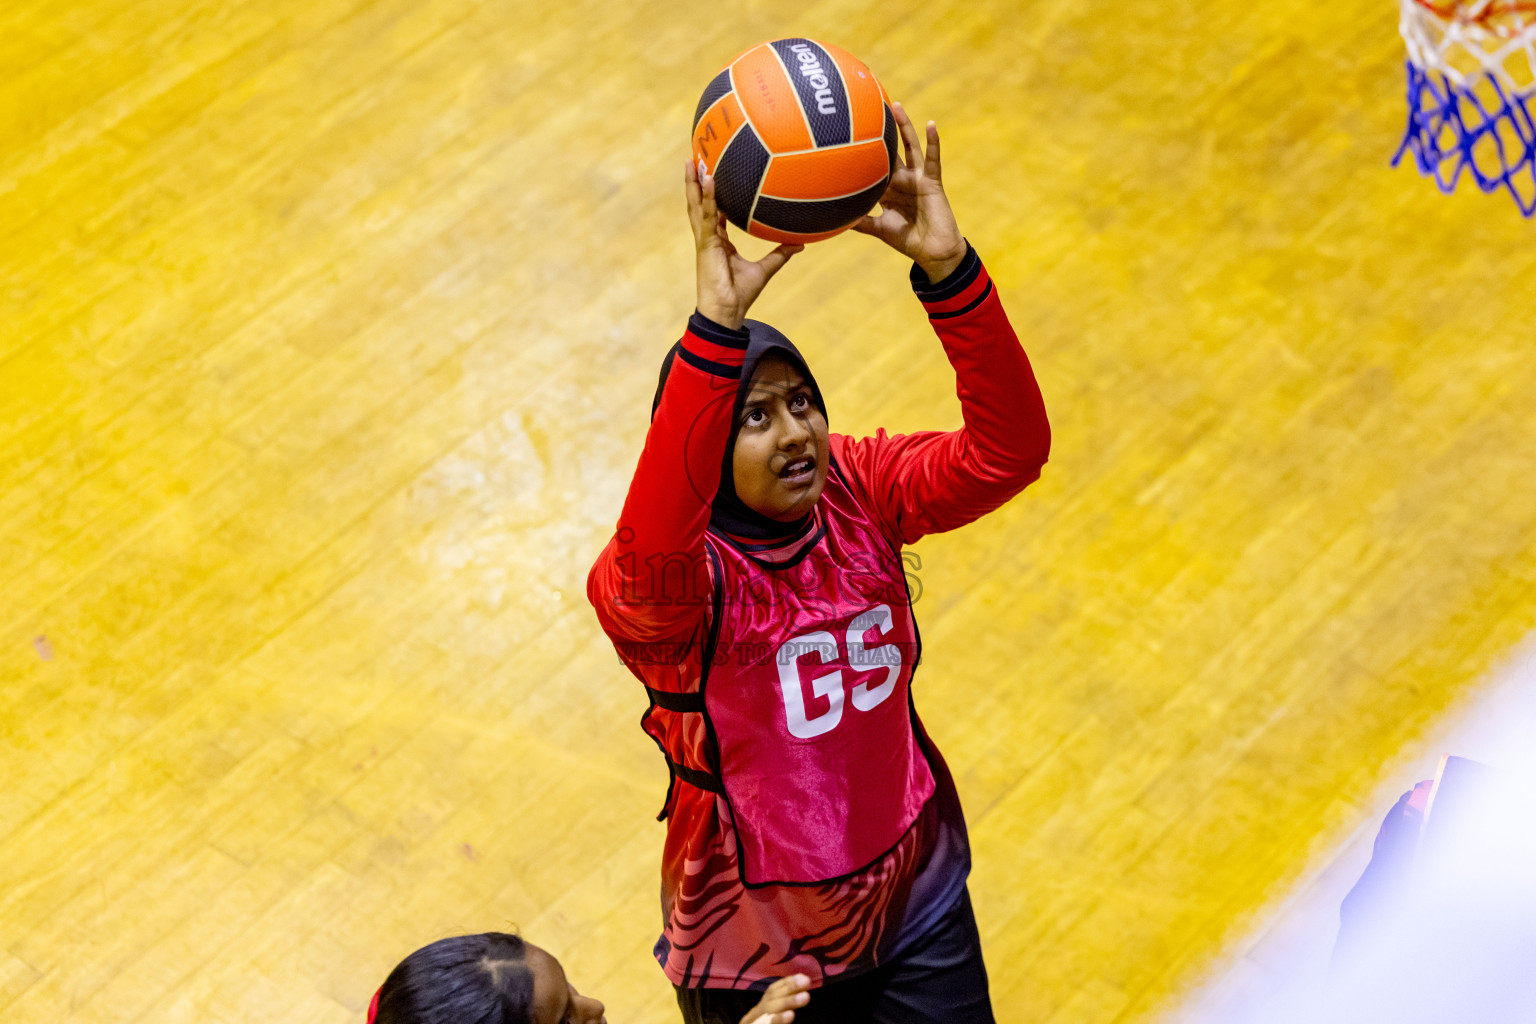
[1394,0,1536,215]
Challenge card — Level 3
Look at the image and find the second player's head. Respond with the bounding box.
[370,932,605,1024]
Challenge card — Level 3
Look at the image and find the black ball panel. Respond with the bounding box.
[752,176,890,234]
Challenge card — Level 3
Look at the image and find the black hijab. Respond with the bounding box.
[652,319,828,541]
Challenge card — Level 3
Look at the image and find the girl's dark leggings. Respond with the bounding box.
[675,888,995,1024]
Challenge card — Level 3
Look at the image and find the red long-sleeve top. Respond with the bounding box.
[587,247,1050,989]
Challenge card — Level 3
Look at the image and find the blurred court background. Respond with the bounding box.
[4,0,1536,1022]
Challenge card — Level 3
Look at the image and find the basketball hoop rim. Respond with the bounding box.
[1410,0,1536,25]
[1402,0,1536,80]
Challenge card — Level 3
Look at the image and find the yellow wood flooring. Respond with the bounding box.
[4,1,1535,1021]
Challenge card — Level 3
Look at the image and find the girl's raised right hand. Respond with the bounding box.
[687,159,802,331]
[737,974,812,1024]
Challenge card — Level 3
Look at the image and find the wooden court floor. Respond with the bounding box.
[4,1,1536,1021]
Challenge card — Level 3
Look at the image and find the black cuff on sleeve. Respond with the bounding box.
[909,241,981,301]
[688,311,751,348]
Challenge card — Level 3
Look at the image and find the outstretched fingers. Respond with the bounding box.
[892,101,921,171]
[897,101,927,173]
[687,158,726,249]
[685,158,704,233]
[850,212,880,236]
[891,102,943,185]
[743,975,811,1024]
[850,203,899,244]
[699,164,721,230]
[714,201,732,244]
[755,242,804,279]
[690,160,732,253]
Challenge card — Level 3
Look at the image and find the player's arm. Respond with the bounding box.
[833,251,1049,544]
[842,104,1051,544]
[586,161,801,643]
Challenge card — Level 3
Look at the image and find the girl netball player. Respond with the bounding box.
[586,104,1050,1024]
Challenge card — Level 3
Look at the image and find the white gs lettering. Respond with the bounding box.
[776,605,902,738]
[848,604,898,711]
[777,632,844,739]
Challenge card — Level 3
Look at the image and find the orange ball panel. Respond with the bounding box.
[730,44,814,153]
[759,141,891,201]
[820,42,887,143]
[691,91,746,172]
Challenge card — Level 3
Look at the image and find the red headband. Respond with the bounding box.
[366,986,381,1023]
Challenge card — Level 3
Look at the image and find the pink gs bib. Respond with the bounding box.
[700,464,935,886]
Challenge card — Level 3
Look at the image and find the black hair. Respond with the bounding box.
[373,932,535,1024]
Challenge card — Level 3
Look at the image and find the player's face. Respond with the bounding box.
[732,354,829,522]
[525,943,605,1024]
